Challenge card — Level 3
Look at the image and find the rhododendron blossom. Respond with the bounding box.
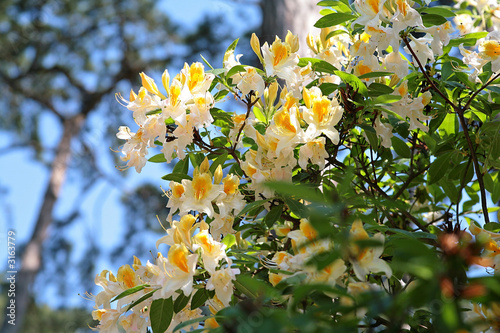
[92,1,500,331]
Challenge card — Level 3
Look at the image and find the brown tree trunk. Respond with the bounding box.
[2,114,85,333]
[260,0,321,56]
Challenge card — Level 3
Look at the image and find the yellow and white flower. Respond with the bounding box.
[348,220,392,281]
[206,265,240,306]
[302,87,343,144]
[180,168,224,218]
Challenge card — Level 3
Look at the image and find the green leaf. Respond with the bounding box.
[453,72,475,90]
[214,89,230,102]
[234,274,278,299]
[283,197,309,218]
[373,94,402,105]
[462,32,488,40]
[209,150,228,175]
[191,288,210,310]
[483,172,495,193]
[317,0,352,12]
[357,71,393,80]
[359,124,379,148]
[428,152,453,185]
[162,173,192,182]
[419,6,456,17]
[200,54,214,70]
[225,38,239,55]
[189,152,206,168]
[206,68,225,76]
[151,298,174,333]
[111,284,150,303]
[325,29,349,40]
[335,71,368,96]
[368,82,394,95]
[439,114,458,136]
[236,199,268,218]
[319,82,339,95]
[439,178,459,203]
[317,0,338,6]
[211,108,234,126]
[492,182,500,203]
[173,292,190,313]
[298,57,337,74]
[252,105,267,123]
[265,181,325,203]
[173,316,212,332]
[391,136,411,158]
[319,8,334,15]
[422,14,448,27]
[149,153,167,163]
[222,234,236,248]
[226,65,247,79]
[263,204,283,228]
[126,289,157,311]
[441,61,453,81]
[172,158,189,174]
[314,12,357,28]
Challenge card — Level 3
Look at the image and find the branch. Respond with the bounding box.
[403,36,490,224]
[402,37,455,108]
[463,72,500,111]
[454,107,490,223]
[0,71,65,121]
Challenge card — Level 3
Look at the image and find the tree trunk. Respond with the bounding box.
[2,114,85,333]
[260,0,321,56]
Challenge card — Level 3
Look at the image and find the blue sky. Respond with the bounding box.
[0,0,260,308]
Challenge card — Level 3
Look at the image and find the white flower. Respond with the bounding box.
[382,51,408,80]
[232,67,265,97]
[261,32,299,78]
[180,171,224,218]
[193,230,227,274]
[404,36,434,66]
[153,245,198,299]
[298,137,329,169]
[349,220,392,281]
[302,87,343,144]
[91,309,121,333]
[206,265,240,306]
[373,117,393,148]
[216,174,245,216]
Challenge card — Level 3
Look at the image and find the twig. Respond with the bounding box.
[403,36,490,224]
[402,37,455,108]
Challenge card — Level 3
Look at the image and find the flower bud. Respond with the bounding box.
[200,156,210,174]
[268,80,278,107]
[214,164,223,184]
[320,28,333,50]
[161,69,170,96]
[306,33,317,54]
[251,33,264,65]
[285,30,299,53]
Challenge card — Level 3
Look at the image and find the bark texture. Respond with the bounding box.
[3,115,85,333]
[260,0,321,56]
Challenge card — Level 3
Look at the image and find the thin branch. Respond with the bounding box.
[463,72,500,111]
[402,37,455,108]
[454,108,490,223]
[392,165,429,200]
[0,71,65,121]
[403,36,490,224]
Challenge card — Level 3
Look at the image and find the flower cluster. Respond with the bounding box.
[91,0,500,331]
